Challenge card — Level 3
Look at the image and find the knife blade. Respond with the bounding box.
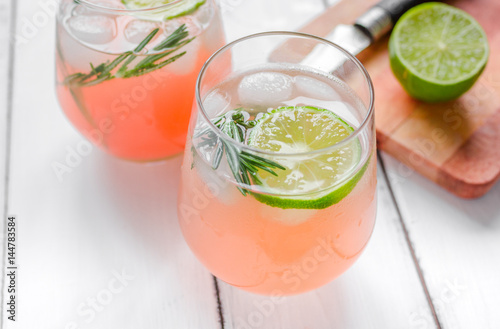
[302,0,430,72]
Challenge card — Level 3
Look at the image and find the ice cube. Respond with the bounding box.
[238,72,293,106]
[158,17,203,76]
[163,16,201,36]
[166,37,201,76]
[72,5,90,16]
[91,0,124,8]
[72,1,124,17]
[193,3,214,29]
[124,19,160,45]
[203,90,231,117]
[294,75,340,100]
[59,23,115,72]
[67,15,117,45]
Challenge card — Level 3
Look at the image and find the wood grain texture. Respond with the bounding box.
[382,153,500,329]
[4,1,220,328]
[297,0,500,199]
[218,160,438,329]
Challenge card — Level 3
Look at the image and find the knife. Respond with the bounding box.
[302,0,430,71]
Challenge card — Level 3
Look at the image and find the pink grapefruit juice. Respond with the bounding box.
[180,147,376,295]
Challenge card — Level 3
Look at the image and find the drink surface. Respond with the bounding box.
[179,65,377,295]
[55,0,225,161]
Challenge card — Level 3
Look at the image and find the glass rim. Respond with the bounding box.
[195,31,375,157]
[76,0,186,14]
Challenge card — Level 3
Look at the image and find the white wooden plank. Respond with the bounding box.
[0,0,13,325]
[221,0,326,41]
[382,153,500,329]
[4,1,221,328]
[218,159,437,329]
[0,0,12,207]
[324,0,341,9]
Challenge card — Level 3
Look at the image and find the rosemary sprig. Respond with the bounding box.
[64,24,194,87]
[195,109,286,196]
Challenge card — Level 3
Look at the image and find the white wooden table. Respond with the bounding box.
[1,0,500,328]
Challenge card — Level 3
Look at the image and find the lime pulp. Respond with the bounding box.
[389,2,489,102]
[247,106,368,210]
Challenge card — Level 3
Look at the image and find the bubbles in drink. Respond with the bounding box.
[294,75,340,101]
[238,72,293,106]
[67,14,117,45]
[124,19,161,44]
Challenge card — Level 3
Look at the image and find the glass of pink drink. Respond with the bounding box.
[178,32,376,295]
[56,0,225,161]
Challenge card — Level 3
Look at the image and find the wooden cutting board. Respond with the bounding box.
[294,0,500,198]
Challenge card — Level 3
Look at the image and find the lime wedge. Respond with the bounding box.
[389,3,489,102]
[122,0,206,20]
[247,106,368,210]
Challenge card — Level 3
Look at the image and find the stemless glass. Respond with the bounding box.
[178,32,376,295]
[55,0,225,161]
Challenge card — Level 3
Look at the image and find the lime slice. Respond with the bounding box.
[389,3,489,102]
[122,0,206,20]
[248,106,368,210]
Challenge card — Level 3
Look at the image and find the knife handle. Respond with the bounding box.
[354,0,429,42]
[376,0,428,23]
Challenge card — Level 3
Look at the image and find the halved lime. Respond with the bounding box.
[248,106,368,210]
[122,0,206,20]
[389,3,489,102]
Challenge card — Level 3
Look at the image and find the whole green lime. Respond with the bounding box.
[389,3,489,102]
